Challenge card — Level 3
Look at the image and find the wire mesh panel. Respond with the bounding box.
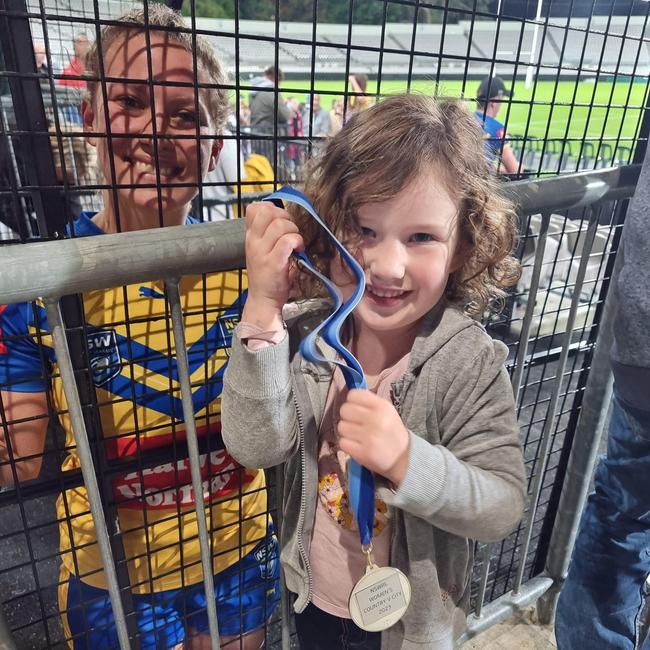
[2,0,650,241]
[479,196,627,605]
[0,0,647,648]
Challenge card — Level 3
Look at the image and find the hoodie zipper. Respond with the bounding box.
[292,390,313,604]
[389,378,407,565]
[391,380,404,413]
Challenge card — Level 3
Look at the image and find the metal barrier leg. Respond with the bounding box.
[512,207,601,595]
[470,213,553,620]
[44,299,132,650]
[166,278,222,648]
[536,247,620,625]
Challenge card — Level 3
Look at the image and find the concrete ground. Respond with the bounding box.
[459,607,557,650]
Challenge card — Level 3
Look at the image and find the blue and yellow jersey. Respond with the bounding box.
[0,213,268,593]
[474,110,509,162]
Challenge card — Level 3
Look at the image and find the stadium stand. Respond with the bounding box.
[21,0,650,79]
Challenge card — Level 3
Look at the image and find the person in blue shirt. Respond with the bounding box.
[474,76,523,176]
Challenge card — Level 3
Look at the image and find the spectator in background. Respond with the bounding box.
[48,117,98,218]
[201,128,246,221]
[330,97,344,135]
[238,97,251,127]
[307,93,331,139]
[249,65,290,157]
[59,33,90,88]
[474,75,524,176]
[33,42,49,76]
[58,33,91,126]
[285,96,304,175]
[34,41,56,100]
[345,73,372,122]
[34,41,61,94]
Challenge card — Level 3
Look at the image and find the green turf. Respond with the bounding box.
[280,77,648,151]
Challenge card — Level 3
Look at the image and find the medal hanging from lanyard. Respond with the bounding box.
[264,186,411,632]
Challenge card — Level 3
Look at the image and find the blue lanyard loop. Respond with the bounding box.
[263,186,376,547]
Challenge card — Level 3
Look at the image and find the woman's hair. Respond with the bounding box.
[293,93,521,318]
[84,5,229,132]
[352,73,368,92]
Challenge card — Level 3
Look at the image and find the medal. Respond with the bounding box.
[348,544,412,632]
[264,187,412,631]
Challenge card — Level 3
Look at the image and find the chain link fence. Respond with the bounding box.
[0,0,648,648]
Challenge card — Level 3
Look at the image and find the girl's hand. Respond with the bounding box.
[241,201,304,329]
[338,389,410,486]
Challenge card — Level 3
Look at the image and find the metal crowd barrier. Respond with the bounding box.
[0,165,640,648]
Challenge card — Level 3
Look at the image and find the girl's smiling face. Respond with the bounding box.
[330,172,461,343]
[83,31,221,228]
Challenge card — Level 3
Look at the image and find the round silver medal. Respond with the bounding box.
[348,564,412,632]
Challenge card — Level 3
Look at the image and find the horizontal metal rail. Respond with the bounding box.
[0,219,245,303]
[503,164,639,213]
[459,576,554,643]
[0,166,640,304]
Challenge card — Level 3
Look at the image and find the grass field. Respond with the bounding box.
[280,77,648,147]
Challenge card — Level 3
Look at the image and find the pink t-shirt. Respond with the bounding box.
[310,353,410,618]
[238,321,410,618]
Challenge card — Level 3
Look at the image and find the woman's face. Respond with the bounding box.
[83,31,221,224]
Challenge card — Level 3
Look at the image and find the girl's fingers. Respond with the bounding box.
[246,202,292,237]
[269,239,304,270]
[337,419,365,443]
[246,205,302,258]
[337,435,365,460]
[339,393,379,424]
[263,215,301,244]
[346,389,380,407]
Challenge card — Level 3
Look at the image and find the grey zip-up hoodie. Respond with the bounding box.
[611,151,650,412]
[222,302,526,649]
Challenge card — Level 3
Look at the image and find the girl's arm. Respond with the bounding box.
[0,390,49,485]
[380,341,526,542]
[221,330,299,469]
[221,200,303,468]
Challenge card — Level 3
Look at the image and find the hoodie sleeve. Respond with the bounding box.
[221,329,300,469]
[380,338,526,542]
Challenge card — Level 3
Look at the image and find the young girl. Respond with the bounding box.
[0,7,278,649]
[221,94,526,649]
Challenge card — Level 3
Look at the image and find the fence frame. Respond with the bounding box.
[0,164,640,647]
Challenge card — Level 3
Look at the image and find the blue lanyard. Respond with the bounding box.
[264,186,376,547]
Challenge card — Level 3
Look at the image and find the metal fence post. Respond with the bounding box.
[536,241,622,625]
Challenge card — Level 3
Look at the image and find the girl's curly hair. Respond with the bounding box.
[291,93,521,318]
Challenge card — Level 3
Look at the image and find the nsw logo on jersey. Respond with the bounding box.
[87,329,121,386]
[216,313,238,354]
[254,535,279,580]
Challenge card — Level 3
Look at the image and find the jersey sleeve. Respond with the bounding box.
[0,302,54,392]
